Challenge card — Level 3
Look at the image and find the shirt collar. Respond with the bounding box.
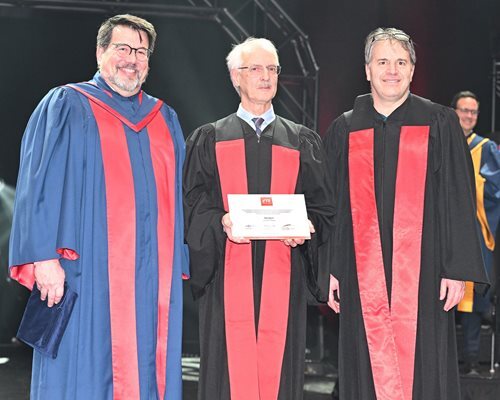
[237,104,276,132]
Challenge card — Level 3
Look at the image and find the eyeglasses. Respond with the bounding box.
[111,43,152,61]
[371,31,412,43]
[456,107,479,116]
[238,65,282,76]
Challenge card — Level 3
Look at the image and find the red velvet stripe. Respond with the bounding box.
[147,112,176,399]
[216,139,260,400]
[67,85,163,133]
[391,126,429,400]
[89,101,140,400]
[257,145,298,400]
[216,140,298,400]
[348,129,404,400]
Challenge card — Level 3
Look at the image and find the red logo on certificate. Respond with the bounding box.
[261,197,273,206]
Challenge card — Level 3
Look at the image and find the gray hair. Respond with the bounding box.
[365,27,416,65]
[226,37,279,71]
[96,14,157,53]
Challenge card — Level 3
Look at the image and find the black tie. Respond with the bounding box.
[252,117,264,138]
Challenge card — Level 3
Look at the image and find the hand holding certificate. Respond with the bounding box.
[227,194,311,240]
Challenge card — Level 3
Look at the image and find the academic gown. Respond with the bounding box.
[183,114,334,400]
[464,133,500,311]
[9,73,189,400]
[324,94,489,400]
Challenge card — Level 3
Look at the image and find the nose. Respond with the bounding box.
[387,62,398,74]
[261,68,271,80]
[124,48,139,62]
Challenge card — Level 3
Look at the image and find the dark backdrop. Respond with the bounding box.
[2,0,500,185]
[297,0,500,133]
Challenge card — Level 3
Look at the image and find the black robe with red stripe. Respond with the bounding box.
[184,113,335,399]
[324,94,489,400]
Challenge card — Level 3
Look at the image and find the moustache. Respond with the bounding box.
[117,63,138,72]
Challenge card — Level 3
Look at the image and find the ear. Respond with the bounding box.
[365,64,371,82]
[230,68,240,88]
[96,46,104,66]
[409,64,415,82]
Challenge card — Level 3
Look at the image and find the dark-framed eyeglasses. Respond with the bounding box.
[456,107,479,116]
[238,64,282,76]
[111,43,152,61]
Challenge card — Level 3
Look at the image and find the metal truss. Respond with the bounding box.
[1,0,319,130]
[492,59,500,133]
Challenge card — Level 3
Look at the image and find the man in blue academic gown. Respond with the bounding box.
[9,14,188,400]
[452,91,500,374]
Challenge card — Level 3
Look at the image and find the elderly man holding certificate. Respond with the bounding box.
[183,37,335,400]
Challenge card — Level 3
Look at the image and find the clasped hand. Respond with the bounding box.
[221,213,315,247]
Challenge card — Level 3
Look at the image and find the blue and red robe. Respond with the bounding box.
[9,72,189,400]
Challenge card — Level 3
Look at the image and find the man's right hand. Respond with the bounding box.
[327,274,340,313]
[34,259,65,307]
[221,213,250,244]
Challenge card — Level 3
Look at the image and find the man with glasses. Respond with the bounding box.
[9,14,188,399]
[324,28,488,399]
[452,91,500,375]
[184,37,334,399]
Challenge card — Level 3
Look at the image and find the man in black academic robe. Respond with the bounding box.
[183,38,335,400]
[324,28,489,400]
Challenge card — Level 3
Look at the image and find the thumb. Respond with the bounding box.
[439,279,447,301]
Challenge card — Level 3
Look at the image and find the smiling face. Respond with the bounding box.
[96,25,150,97]
[230,46,278,115]
[455,97,479,135]
[365,39,415,114]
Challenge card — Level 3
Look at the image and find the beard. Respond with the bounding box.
[107,62,148,93]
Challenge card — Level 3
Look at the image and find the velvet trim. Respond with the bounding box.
[147,112,176,399]
[88,100,140,400]
[215,138,299,400]
[348,126,429,400]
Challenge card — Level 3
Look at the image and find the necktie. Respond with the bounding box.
[252,117,265,138]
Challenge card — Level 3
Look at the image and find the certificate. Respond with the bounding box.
[227,194,310,240]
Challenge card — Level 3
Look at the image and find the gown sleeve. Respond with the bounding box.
[9,87,86,289]
[163,105,190,279]
[435,107,489,285]
[183,125,226,298]
[298,128,336,302]
[322,115,349,281]
[481,140,500,204]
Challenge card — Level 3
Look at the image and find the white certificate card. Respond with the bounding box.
[227,194,310,240]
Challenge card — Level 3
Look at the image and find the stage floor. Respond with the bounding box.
[0,343,336,400]
[1,343,499,400]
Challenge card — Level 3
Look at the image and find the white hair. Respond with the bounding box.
[226,37,279,71]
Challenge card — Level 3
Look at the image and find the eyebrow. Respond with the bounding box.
[374,58,409,63]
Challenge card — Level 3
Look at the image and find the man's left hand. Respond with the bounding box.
[282,220,315,247]
[439,278,466,312]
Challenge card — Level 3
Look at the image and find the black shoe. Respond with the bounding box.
[463,362,481,376]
